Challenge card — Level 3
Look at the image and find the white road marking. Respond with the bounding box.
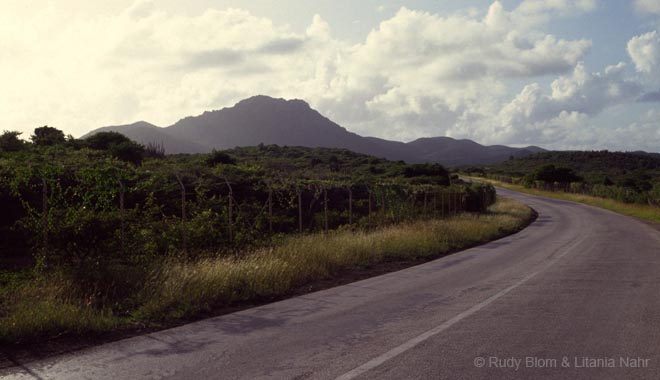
[334,228,586,380]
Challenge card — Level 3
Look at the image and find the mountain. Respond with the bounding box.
[405,137,546,166]
[82,121,207,154]
[85,95,545,166]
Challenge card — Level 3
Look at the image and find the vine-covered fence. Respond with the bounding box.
[3,162,495,270]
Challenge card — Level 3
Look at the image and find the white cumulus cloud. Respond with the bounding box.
[634,0,660,14]
[1,0,658,151]
[628,31,660,75]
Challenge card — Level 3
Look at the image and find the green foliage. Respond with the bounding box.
[0,130,529,344]
[134,197,531,323]
[108,141,145,165]
[404,164,450,185]
[0,131,25,152]
[206,150,237,166]
[31,126,66,146]
[144,141,166,159]
[471,151,660,205]
[85,131,134,150]
[85,132,146,165]
[533,165,582,183]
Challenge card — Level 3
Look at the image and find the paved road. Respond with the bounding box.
[3,188,660,380]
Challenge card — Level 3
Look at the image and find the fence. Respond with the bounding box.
[4,173,496,267]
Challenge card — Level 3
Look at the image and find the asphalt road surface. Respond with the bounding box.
[3,188,660,380]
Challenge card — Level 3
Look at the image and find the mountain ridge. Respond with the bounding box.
[85,95,546,166]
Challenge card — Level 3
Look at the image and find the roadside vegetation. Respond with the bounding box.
[466,177,660,223]
[0,196,532,344]
[0,126,538,345]
[462,151,660,223]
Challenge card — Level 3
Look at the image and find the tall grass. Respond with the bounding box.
[136,197,533,322]
[0,197,533,344]
[468,176,660,223]
[0,273,118,343]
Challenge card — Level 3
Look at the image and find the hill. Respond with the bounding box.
[85,95,544,166]
[83,121,207,154]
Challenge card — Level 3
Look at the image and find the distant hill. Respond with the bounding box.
[83,121,207,154]
[85,95,545,166]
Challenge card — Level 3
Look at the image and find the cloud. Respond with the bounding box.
[628,31,660,75]
[634,0,660,14]
[187,49,245,69]
[1,0,657,151]
[486,62,643,145]
[257,38,305,55]
[315,4,593,141]
[638,90,660,101]
[516,0,597,16]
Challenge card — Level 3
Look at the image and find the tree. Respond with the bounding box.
[404,164,450,185]
[85,132,145,165]
[31,126,66,146]
[0,131,25,152]
[85,131,133,150]
[110,141,145,165]
[206,150,237,166]
[534,165,582,183]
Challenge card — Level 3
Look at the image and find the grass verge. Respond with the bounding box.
[0,196,534,353]
[466,176,660,224]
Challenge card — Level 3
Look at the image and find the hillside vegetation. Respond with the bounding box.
[466,151,660,206]
[0,127,538,346]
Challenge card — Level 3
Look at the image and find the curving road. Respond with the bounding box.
[3,188,660,380]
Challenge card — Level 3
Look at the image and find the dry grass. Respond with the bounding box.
[0,274,118,343]
[0,196,533,343]
[135,196,533,322]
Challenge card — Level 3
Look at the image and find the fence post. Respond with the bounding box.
[176,175,187,254]
[228,193,233,242]
[382,187,387,219]
[441,191,445,218]
[423,192,428,217]
[118,180,125,256]
[347,187,353,228]
[41,177,48,269]
[298,189,303,233]
[448,191,452,216]
[368,188,372,228]
[268,188,273,235]
[324,186,328,233]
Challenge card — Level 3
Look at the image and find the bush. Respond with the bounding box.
[85,132,145,165]
[206,150,237,166]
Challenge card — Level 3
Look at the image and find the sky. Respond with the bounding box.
[1,0,660,151]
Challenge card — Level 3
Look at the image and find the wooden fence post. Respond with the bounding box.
[423,192,428,217]
[118,180,125,256]
[41,178,48,268]
[382,188,387,219]
[268,188,273,235]
[176,175,187,254]
[347,187,353,228]
[324,186,328,233]
[441,191,445,218]
[368,188,372,228]
[228,193,233,242]
[298,190,303,233]
[224,179,234,243]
